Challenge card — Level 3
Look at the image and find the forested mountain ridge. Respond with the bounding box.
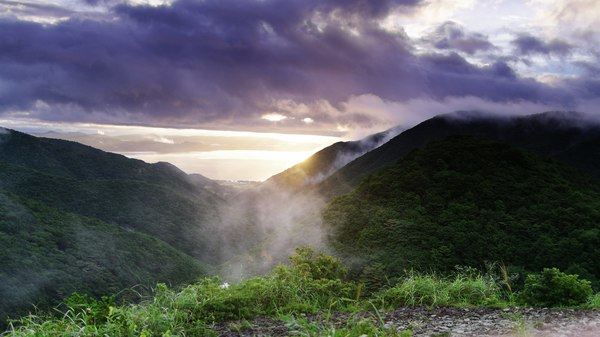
[0,128,226,263]
[0,128,223,323]
[316,111,600,198]
[265,126,402,191]
[0,187,209,323]
[324,135,600,286]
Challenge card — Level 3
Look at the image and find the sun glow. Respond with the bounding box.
[261,113,288,122]
[1,117,338,181]
[122,150,316,181]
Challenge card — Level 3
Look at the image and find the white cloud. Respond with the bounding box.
[261,113,288,122]
[529,0,600,44]
[382,0,476,38]
[336,94,570,140]
[127,0,173,6]
[150,136,175,144]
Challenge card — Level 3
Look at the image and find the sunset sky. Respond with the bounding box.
[1,0,599,180]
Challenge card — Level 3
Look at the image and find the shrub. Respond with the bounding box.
[62,292,116,325]
[520,268,592,307]
[288,246,348,280]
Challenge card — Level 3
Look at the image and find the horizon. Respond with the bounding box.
[3,109,593,182]
[1,0,599,180]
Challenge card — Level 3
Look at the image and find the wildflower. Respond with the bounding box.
[219,282,230,289]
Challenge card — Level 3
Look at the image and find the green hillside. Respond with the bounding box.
[266,127,400,191]
[0,129,223,324]
[317,111,600,198]
[0,129,225,263]
[0,189,208,323]
[324,136,600,284]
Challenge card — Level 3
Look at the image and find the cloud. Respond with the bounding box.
[0,0,595,133]
[424,21,494,55]
[512,34,572,57]
[0,0,75,23]
[532,0,600,43]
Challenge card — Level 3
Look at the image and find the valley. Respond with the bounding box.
[2,111,600,335]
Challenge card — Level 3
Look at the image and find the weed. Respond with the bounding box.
[586,293,600,309]
[379,271,505,309]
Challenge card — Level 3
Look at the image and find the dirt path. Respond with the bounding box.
[213,307,600,336]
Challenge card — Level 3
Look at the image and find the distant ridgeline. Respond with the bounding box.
[2,111,600,325]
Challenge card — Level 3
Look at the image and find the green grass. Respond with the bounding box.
[586,293,600,309]
[281,314,414,337]
[4,248,600,336]
[378,272,506,309]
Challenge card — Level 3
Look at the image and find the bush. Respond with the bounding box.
[288,246,348,280]
[520,268,592,307]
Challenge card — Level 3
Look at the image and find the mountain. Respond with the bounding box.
[0,189,208,323]
[0,129,226,263]
[323,136,600,285]
[316,111,600,198]
[266,126,402,191]
[0,128,225,322]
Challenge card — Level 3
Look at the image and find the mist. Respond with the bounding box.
[305,126,404,186]
[214,183,329,281]
[203,125,409,280]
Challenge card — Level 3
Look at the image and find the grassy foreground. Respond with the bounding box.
[4,247,599,336]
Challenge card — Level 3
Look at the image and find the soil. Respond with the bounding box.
[212,307,600,337]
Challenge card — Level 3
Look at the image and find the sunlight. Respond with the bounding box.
[261,113,288,122]
[0,117,339,180]
[121,150,316,181]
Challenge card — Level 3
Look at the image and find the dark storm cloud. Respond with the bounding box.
[424,21,494,55]
[420,53,572,105]
[512,34,573,57]
[0,0,585,127]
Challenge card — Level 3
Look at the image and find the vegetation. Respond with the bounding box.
[316,111,600,198]
[4,248,600,336]
[3,248,357,336]
[324,136,600,286]
[3,116,600,333]
[520,268,593,307]
[0,190,208,324]
[0,148,225,264]
[379,271,504,308]
[0,129,223,324]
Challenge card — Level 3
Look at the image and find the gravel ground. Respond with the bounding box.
[212,307,600,337]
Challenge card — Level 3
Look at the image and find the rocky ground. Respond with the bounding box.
[212,307,600,336]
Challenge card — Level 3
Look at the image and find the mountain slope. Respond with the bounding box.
[0,128,195,189]
[0,128,226,263]
[266,126,402,191]
[0,189,208,323]
[324,136,600,283]
[317,111,600,197]
[0,128,228,323]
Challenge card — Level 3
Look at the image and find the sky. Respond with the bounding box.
[1,0,599,180]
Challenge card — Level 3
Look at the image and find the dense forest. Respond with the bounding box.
[324,136,600,286]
